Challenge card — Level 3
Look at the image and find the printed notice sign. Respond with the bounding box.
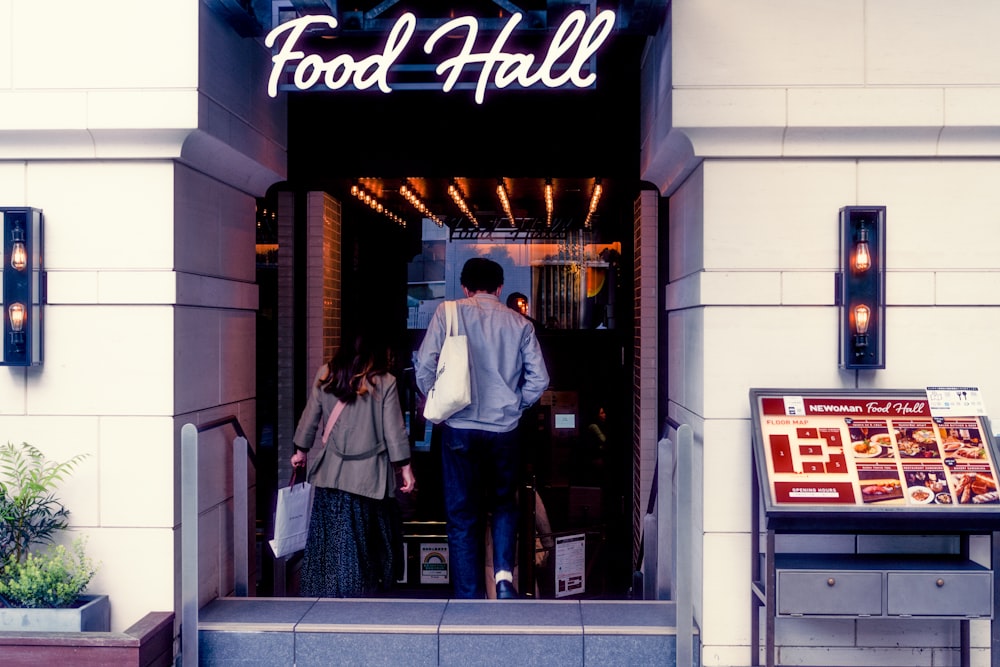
[420,543,449,584]
[926,386,987,418]
[555,534,585,598]
[751,390,1000,509]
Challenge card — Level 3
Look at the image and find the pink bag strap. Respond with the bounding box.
[321,400,346,445]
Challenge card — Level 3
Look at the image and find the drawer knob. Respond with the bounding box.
[827,578,836,587]
[936,579,945,587]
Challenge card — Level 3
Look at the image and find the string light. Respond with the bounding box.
[350,183,406,227]
[400,181,443,226]
[496,178,515,226]
[448,182,479,227]
[544,179,553,227]
[583,178,602,228]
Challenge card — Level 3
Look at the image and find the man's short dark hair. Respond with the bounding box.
[461,257,504,293]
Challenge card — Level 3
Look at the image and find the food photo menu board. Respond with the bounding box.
[749,388,1000,531]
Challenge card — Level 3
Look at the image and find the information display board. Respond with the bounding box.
[750,388,1000,531]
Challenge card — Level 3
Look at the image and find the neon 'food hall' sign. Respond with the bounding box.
[265,10,616,104]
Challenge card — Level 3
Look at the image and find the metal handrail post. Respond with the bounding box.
[234,436,249,596]
[656,436,673,600]
[181,423,199,667]
[642,513,657,601]
[675,424,694,667]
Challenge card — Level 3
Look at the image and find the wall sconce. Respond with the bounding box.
[2,207,44,366]
[838,206,885,369]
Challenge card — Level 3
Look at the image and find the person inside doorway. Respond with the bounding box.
[290,329,416,597]
[505,291,543,330]
[415,257,550,599]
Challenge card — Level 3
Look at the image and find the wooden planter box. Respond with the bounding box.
[0,594,110,632]
[0,610,173,667]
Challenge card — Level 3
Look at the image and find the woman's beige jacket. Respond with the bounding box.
[292,365,410,500]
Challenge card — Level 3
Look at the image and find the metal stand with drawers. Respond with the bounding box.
[751,524,1000,667]
[746,389,1000,667]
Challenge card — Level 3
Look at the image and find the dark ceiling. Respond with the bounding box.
[256,1,667,37]
[264,0,657,240]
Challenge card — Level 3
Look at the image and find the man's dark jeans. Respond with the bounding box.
[440,424,519,599]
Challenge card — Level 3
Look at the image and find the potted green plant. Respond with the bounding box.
[0,441,107,632]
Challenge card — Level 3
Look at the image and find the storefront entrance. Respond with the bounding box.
[254,6,654,601]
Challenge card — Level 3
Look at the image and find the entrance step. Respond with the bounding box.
[199,598,697,666]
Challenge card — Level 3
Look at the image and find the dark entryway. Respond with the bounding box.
[257,7,648,599]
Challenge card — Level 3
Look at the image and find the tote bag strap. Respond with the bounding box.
[321,400,346,445]
[445,300,458,337]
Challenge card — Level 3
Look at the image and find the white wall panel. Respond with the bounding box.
[700,272,781,305]
[0,91,88,129]
[83,527,174,634]
[780,271,831,305]
[672,0,864,87]
[174,305,222,414]
[702,161,855,271]
[886,271,935,306]
[0,373,26,413]
[944,88,1000,126]
[702,306,842,419]
[176,272,258,310]
[0,162,26,201]
[99,416,175,528]
[96,271,177,304]
[30,306,173,415]
[667,163,704,280]
[46,270,99,304]
[673,89,786,129]
[11,0,198,90]
[0,415,99,524]
[667,308,705,417]
[936,272,1000,305]
[174,163,256,282]
[701,532,752,648]
[867,0,1000,85]
[26,161,174,270]
[0,0,10,89]
[219,310,256,405]
[787,88,943,128]
[702,419,752,534]
[858,161,1000,271]
[87,90,198,129]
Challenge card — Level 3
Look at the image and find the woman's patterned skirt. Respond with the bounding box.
[300,486,401,597]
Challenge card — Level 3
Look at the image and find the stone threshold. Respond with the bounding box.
[199,597,696,666]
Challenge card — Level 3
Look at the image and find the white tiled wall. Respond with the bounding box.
[646,3,1000,665]
[0,1,282,636]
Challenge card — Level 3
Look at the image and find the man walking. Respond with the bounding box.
[416,258,550,599]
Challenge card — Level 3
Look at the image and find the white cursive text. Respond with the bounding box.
[265,10,616,103]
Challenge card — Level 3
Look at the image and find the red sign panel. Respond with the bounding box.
[752,390,999,509]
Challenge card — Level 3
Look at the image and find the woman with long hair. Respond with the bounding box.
[290,329,415,597]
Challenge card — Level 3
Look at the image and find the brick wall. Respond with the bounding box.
[632,190,659,564]
[277,191,342,485]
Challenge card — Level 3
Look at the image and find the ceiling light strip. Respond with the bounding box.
[400,181,443,227]
[544,179,553,227]
[496,178,515,226]
[583,178,602,229]
[350,184,406,227]
[448,182,479,227]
